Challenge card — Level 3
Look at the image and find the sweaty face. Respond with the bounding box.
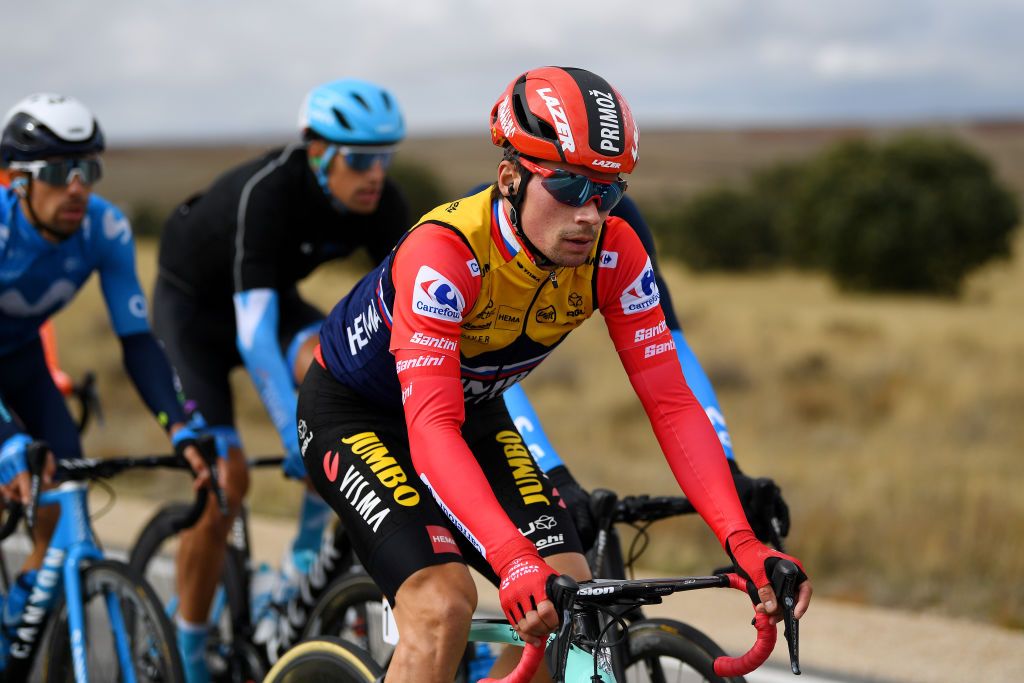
[325,152,387,214]
[22,169,92,239]
[511,160,615,267]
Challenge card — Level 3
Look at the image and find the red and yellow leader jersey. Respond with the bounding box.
[316,186,749,568]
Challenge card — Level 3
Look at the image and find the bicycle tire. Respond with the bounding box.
[128,501,260,681]
[622,622,740,683]
[629,618,737,665]
[42,559,185,682]
[300,572,394,669]
[263,636,382,683]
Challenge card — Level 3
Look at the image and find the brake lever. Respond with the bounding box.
[82,372,104,426]
[198,435,228,517]
[771,560,801,675]
[547,574,578,682]
[25,441,49,533]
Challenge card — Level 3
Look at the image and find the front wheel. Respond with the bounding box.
[264,636,383,683]
[42,559,185,682]
[622,621,743,683]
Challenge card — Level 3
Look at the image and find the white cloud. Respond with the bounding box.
[3,0,1022,142]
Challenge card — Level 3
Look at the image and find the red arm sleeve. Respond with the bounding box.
[390,226,538,571]
[596,219,752,548]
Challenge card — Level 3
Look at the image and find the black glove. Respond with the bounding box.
[728,460,790,544]
[547,465,597,551]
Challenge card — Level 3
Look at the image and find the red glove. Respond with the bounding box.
[497,553,557,627]
[726,530,807,592]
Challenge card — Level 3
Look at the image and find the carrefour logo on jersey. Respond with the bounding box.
[619,258,660,315]
[412,265,465,322]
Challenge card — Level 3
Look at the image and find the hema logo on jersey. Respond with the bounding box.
[412,265,465,322]
[619,258,659,315]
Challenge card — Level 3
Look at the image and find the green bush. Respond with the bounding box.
[787,135,1019,294]
[661,187,781,271]
[652,134,1019,295]
[128,201,171,238]
[388,160,447,221]
[651,163,802,271]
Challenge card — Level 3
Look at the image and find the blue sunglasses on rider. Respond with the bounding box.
[9,157,103,186]
[518,156,627,211]
[331,145,396,172]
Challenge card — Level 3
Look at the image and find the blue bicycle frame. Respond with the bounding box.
[3,481,140,683]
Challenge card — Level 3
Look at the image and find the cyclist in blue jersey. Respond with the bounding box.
[0,93,210,653]
[152,79,410,681]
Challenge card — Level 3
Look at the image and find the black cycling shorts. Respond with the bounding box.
[152,276,324,430]
[297,361,582,605]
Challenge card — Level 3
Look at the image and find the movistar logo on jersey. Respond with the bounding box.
[619,258,659,316]
[412,265,465,322]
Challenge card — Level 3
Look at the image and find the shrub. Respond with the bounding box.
[785,135,1019,295]
[387,161,447,221]
[128,201,171,238]
[668,187,782,271]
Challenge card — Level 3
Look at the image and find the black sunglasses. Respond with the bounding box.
[9,157,103,187]
[518,156,627,211]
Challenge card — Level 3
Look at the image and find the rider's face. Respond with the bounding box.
[310,141,388,215]
[498,159,614,268]
[19,167,92,240]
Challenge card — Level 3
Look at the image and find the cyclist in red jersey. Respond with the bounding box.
[298,67,811,681]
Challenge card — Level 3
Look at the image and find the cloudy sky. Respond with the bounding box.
[5,0,1023,144]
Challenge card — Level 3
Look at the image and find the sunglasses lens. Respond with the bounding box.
[37,159,102,186]
[540,172,626,210]
[344,151,394,172]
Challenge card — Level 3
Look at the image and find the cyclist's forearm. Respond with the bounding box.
[234,290,301,455]
[119,332,187,430]
[502,383,565,472]
[400,362,535,567]
[622,352,750,546]
[672,329,734,459]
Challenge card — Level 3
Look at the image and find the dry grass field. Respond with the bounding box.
[43,123,1024,629]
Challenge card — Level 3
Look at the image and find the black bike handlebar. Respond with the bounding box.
[9,436,224,538]
[485,560,803,682]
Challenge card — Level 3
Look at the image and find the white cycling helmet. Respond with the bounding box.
[1,93,105,165]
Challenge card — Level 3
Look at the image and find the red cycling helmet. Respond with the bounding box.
[490,66,638,174]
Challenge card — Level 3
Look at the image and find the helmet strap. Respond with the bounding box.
[19,179,76,243]
[311,144,350,215]
[505,166,555,268]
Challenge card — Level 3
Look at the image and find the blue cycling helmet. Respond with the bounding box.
[298,79,405,146]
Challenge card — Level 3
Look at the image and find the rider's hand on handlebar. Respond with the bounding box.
[497,552,559,645]
[0,438,55,505]
[729,460,790,542]
[726,531,812,624]
[170,423,211,491]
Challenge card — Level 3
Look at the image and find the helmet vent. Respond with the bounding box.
[381,92,393,111]
[351,92,370,111]
[332,108,352,131]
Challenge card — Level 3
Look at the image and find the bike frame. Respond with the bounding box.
[4,481,139,683]
[469,619,614,682]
